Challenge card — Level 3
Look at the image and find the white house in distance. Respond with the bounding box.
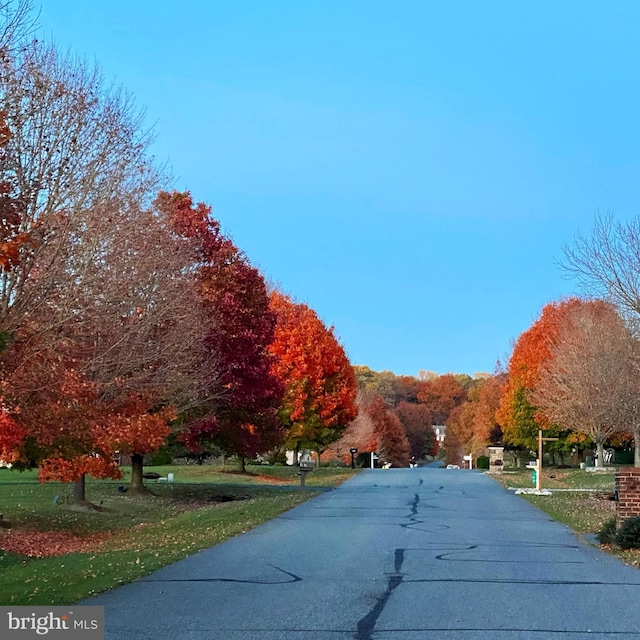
[285,450,316,466]
[433,425,446,444]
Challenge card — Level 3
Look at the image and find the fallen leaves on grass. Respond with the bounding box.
[219,470,291,484]
[610,547,640,568]
[253,475,292,484]
[0,529,110,557]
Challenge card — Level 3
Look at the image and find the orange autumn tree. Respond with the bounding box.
[417,374,467,426]
[471,373,507,448]
[0,199,206,497]
[531,301,636,466]
[268,291,357,454]
[446,374,506,461]
[497,297,608,453]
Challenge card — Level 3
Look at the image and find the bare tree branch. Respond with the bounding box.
[561,212,640,319]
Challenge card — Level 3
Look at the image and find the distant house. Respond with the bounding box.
[433,425,446,444]
[286,450,316,466]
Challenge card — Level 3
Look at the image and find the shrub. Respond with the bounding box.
[614,449,634,465]
[597,516,618,545]
[267,449,287,465]
[476,455,490,470]
[615,517,640,549]
[151,447,172,466]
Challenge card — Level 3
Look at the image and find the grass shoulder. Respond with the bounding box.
[0,464,360,605]
[492,467,640,568]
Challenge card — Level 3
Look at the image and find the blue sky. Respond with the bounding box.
[35,1,640,377]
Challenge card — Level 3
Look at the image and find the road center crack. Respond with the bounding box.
[355,549,406,640]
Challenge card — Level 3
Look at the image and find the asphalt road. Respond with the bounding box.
[87,468,640,639]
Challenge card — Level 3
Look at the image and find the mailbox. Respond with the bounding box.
[298,459,314,491]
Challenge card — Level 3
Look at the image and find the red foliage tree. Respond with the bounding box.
[0,405,24,464]
[394,376,422,405]
[156,191,284,468]
[396,401,434,460]
[268,291,357,453]
[0,43,205,498]
[9,197,207,495]
[366,394,409,467]
[0,112,29,464]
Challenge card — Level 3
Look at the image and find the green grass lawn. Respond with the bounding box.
[523,491,617,533]
[500,467,617,491]
[0,463,359,605]
[148,463,358,487]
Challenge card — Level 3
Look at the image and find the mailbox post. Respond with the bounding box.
[350,448,358,469]
[298,459,315,491]
[537,428,558,491]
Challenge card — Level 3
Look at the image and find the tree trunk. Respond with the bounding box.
[596,441,605,467]
[129,453,148,494]
[72,474,86,503]
[634,425,640,467]
[239,456,246,473]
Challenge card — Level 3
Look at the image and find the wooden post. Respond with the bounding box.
[537,430,542,491]
[537,429,559,492]
[299,469,308,491]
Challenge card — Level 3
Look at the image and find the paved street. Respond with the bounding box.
[88,468,640,639]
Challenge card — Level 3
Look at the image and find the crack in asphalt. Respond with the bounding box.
[394,548,404,573]
[142,564,302,585]
[409,492,419,516]
[402,577,640,585]
[434,542,583,563]
[401,521,451,533]
[355,578,403,640]
[354,548,407,640]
